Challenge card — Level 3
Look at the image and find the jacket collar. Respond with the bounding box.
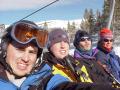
[0,63,9,81]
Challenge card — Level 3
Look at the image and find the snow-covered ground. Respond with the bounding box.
[4,19,82,29]
[36,19,82,29]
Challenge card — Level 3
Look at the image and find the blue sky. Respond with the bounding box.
[1,0,104,25]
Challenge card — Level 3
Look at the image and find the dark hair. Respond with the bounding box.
[73,30,91,49]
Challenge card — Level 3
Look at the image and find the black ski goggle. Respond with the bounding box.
[80,37,91,42]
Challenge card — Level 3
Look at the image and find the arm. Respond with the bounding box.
[53,82,117,90]
[46,74,69,90]
[46,74,117,90]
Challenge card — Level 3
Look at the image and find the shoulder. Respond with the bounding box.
[67,55,75,61]
[94,49,106,60]
[36,63,52,74]
[0,78,17,90]
[46,74,69,90]
[109,50,120,61]
[92,48,99,55]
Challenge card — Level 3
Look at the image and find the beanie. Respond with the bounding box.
[47,28,69,48]
[99,28,113,40]
[73,30,91,49]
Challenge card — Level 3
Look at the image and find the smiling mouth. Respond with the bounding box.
[60,50,68,56]
[17,63,28,70]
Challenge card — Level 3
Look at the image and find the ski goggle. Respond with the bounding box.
[80,37,91,42]
[103,38,114,42]
[11,22,48,48]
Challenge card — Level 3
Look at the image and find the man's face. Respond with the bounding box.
[6,41,38,77]
[79,37,92,51]
[50,41,69,59]
[102,38,113,49]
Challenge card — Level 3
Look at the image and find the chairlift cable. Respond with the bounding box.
[19,0,59,21]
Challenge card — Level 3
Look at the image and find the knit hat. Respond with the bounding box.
[99,28,113,40]
[73,30,92,49]
[47,28,69,48]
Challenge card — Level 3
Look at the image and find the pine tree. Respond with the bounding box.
[88,9,96,34]
[67,21,76,42]
[81,9,96,34]
[94,9,102,33]
[80,8,90,32]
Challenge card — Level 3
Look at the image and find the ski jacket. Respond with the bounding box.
[43,52,94,83]
[95,46,120,84]
[0,62,69,90]
[73,48,114,84]
[43,52,118,89]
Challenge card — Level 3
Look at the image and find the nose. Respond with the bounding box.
[82,39,88,44]
[22,52,29,62]
[60,41,66,47]
[84,39,88,42]
[108,40,112,43]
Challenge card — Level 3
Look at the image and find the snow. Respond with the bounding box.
[36,19,82,29]
[113,46,120,56]
[69,45,120,57]
[4,19,82,30]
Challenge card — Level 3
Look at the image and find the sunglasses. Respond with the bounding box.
[11,22,48,48]
[103,39,114,42]
[80,37,91,42]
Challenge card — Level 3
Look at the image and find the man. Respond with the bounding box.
[73,30,116,84]
[73,30,97,59]
[1,20,116,90]
[95,28,120,85]
[0,20,71,90]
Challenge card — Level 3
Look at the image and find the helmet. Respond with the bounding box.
[0,20,48,74]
